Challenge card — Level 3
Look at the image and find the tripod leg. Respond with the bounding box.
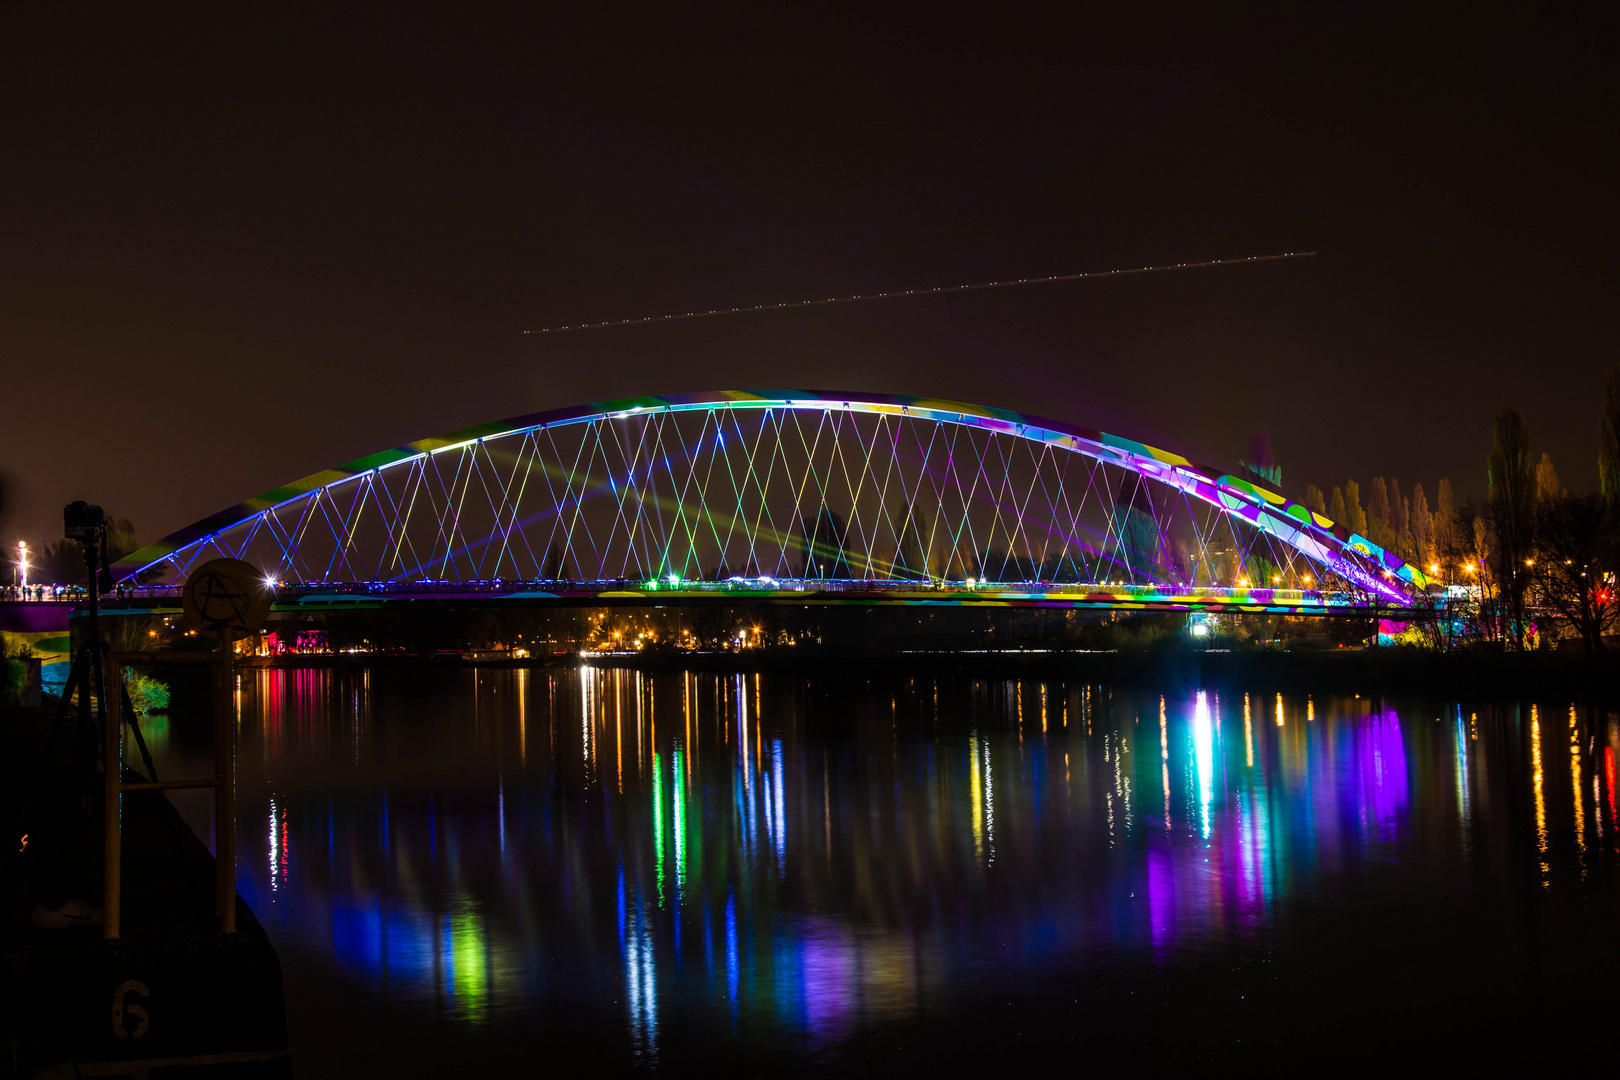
[42,644,89,766]
[119,675,160,784]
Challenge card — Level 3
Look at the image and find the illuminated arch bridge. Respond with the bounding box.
[115,391,1426,613]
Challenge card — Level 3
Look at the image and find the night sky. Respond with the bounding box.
[2,5,1615,550]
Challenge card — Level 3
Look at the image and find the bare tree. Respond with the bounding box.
[1530,493,1616,653]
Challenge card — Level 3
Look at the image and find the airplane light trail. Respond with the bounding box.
[523,251,1315,335]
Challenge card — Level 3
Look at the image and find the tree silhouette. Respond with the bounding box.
[1487,406,1535,648]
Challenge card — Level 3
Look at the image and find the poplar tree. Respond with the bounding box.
[1435,478,1456,557]
[1487,406,1535,647]
[1601,364,1620,511]
[1410,484,1435,570]
[1535,453,1562,502]
[1342,480,1367,537]
[1368,478,1393,548]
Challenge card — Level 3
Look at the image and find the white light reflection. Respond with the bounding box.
[581,667,595,786]
[621,867,659,1058]
[984,737,995,865]
[268,797,279,893]
[1193,691,1214,839]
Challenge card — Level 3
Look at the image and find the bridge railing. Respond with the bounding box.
[85,578,1360,607]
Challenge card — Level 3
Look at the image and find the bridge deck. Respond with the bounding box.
[91,580,1384,617]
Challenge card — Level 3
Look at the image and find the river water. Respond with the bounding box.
[142,665,1620,1075]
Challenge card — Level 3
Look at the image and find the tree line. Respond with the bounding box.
[1298,365,1619,653]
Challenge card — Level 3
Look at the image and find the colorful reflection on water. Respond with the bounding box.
[146,666,1620,1070]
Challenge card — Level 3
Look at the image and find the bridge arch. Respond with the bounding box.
[114,391,1424,604]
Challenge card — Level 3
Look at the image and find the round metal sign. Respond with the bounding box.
[181,558,273,642]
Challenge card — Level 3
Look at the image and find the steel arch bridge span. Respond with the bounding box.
[114,391,1427,610]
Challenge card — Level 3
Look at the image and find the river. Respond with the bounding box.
[139,664,1620,1075]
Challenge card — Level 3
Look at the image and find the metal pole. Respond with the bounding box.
[102,634,122,940]
[214,644,237,932]
[85,534,122,940]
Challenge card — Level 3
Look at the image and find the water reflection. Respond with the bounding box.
[134,665,1620,1067]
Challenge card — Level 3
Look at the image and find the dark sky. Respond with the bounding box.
[2,4,1615,550]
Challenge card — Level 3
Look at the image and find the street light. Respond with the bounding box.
[15,541,26,590]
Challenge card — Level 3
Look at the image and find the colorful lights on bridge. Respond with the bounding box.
[112,391,1427,609]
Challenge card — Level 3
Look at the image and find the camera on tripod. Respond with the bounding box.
[64,500,107,543]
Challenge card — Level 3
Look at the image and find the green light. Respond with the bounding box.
[450,898,488,1024]
[652,750,666,905]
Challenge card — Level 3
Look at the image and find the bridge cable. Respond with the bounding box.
[523,251,1316,336]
